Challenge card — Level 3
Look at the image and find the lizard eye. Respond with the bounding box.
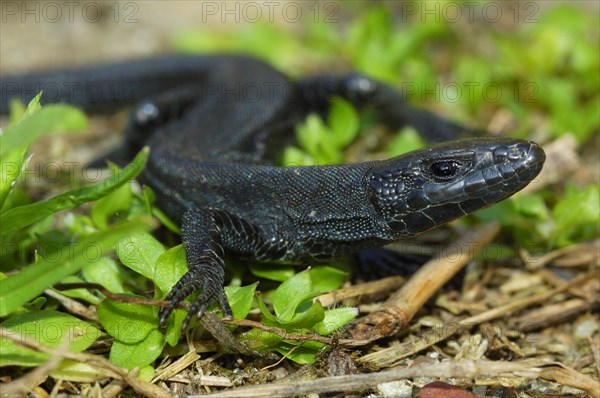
[429,160,462,181]
[345,75,377,103]
[135,102,160,125]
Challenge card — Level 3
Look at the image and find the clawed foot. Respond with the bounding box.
[158,271,233,332]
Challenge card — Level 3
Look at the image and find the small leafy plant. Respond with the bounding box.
[282,97,360,166]
[246,266,358,364]
[0,95,152,375]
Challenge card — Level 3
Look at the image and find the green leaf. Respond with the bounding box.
[551,184,599,247]
[24,297,47,312]
[314,133,343,165]
[0,147,149,238]
[0,219,151,317]
[293,113,343,165]
[91,179,133,229]
[116,232,165,282]
[0,104,87,157]
[256,293,279,324]
[0,310,102,367]
[224,283,257,320]
[513,194,549,221]
[240,328,282,351]
[0,336,48,367]
[62,213,95,236]
[0,147,30,211]
[280,301,325,329]
[49,360,110,382]
[164,309,187,347]
[97,298,157,344]
[138,365,155,382]
[56,276,103,305]
[269,267,346,324]
[275,342,324,365]
[0,180,31,216]
[152,244,187,299]
[0,94,44,211]
[309,266,347,293]
[0,273,26,315]
[475,244,516,262]
[81,257,126,295]
[23,92,43,116]
[8,97,27,124]
[272,269,319,322]
[140,185,180,233]
[288,99,358,166]
[109,329,164,370]
[312,307,359,335]
[281,146,315,167]
[296,114,326,156]
[386,127,426,156]
[249,263,295,282]
[328,97,359,147]
[475,199,519,226]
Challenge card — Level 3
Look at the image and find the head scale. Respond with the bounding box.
[368,138,545,237]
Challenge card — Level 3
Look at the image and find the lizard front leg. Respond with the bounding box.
[158,208,232,330]
[158,207,287,330]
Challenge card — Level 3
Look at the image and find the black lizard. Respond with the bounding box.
[0,55,545,330]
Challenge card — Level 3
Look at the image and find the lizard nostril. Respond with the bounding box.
[507,144,527,160]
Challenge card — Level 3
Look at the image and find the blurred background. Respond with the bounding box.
[1,0,598,143]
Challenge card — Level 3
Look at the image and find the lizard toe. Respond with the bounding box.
[219,293,234,319]
[159,272,202,328]
[181,290,219,331]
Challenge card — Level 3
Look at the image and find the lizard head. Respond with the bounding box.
[367,138,545,237]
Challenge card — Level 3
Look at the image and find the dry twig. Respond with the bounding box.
[194,359,600,398]
[352,222,501,341]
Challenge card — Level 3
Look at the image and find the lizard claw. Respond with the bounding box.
[158,269,230,332]
[181,288,232,331]
[158,272,195,329]
[180,289,221,331]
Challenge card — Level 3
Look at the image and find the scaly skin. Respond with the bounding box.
[0,55,545,330]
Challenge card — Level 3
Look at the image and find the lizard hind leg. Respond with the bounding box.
[297,74,478,144]
[90,86,202,168]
